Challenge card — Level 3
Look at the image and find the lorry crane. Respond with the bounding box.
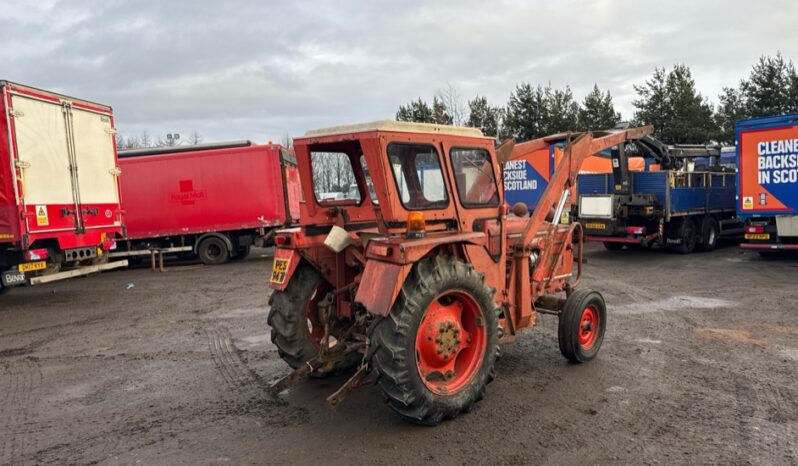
[267,120,653,424]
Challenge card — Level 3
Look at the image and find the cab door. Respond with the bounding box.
[443,142,505,291]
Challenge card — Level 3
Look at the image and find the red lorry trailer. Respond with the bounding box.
[0,81,126,293]
[114,141,301,265]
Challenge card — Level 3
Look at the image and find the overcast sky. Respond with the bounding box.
[2,0,796,143]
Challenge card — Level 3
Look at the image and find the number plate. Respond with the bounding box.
[18,261,46,273]
[585,223,606,230]
[744,233,770,240]
[270,258,290,284]
[2,270,25,286]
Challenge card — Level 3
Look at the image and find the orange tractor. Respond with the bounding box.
[268,121,653,424]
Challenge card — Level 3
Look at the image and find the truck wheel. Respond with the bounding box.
[268,264,359,377]
[197,237,230,265]
[673,219,697,254]
[697,216,719,252]
[603,242,624,251]
[558,289,606,363]
[371,255,501,425]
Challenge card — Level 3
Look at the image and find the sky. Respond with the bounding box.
[2,0,797,144]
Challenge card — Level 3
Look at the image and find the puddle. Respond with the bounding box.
[613,296,732,314]
[636,338,662,344]
[239,334,271,347]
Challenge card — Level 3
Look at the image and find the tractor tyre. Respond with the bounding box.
[672,219,697,254]
[558,288,607,363]
[697,216,719,252]
[371,255,501,425]
[603,242,624,251]
[268,263,359,377]
[197,236,230,265]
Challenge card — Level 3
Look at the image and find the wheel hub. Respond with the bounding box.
[415,291,487,395]
[578,305,599,349]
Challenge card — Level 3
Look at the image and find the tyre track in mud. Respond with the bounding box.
[0,358,43,465]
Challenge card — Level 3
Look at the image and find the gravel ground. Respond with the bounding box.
[0,243,796,465]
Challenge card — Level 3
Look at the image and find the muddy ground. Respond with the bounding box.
[0,243,796,465]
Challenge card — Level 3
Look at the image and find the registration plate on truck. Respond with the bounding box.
[18,261,46,273]
[270,258,290,284]
[744,233,770,240]
[585,223,606,230]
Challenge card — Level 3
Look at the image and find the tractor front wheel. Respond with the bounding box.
[558,288,607,363]
[371,255,501,425]
[268,263,359,377]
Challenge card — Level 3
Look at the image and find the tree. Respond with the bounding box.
[633,65,717,143]
[715,87,747,144]
[544,86,579,134]
[467,95,503,138]
[187,131,203,145]
[578,84,621,131]
[503,83,548,141]
[431,96,453,125]
[396,98,434,123]
[436,82,467,126]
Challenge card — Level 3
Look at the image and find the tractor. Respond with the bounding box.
[268,120,653,424]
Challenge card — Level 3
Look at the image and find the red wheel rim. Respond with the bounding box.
[579,304,600,350]
[306,283,334,349]
[415,291,487,396]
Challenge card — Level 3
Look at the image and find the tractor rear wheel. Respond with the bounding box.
[371,255,501,425]
[558,288,607,363]
[268,263,359,377]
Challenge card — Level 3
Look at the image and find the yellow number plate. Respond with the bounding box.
[270,258,290,284]
[585,223,606,230]
[744,233,770,240]
[18,261,46,273]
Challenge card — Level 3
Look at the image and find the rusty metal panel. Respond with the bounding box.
[354,260,411,316]
[269,247,301,291]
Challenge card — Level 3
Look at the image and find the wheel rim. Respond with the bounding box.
[415,291,487,396]
[207,243,222,260]
[579,305,600,350]
[306,283,336,349]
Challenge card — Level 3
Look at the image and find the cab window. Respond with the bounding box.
[311,151,361,204]
[387,143,448,210]
[450,148,499,207]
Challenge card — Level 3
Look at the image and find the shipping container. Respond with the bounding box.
[114,141,301,265]
[0,81,126,293]
[736,114,798,252]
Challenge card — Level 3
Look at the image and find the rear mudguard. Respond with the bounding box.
[354,260,413,316]
[268,247,302,291]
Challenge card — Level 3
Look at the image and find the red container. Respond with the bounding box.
[118,142,300,262]
[0,81,125,288]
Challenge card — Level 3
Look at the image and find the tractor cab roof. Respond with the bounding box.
[300,120,486,140]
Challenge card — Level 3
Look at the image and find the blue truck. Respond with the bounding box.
[736,114,798,253]
[575,136,740,253]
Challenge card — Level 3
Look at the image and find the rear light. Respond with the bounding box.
[275,235,291,246]
[24,248,49,261]
[626,226,646,235]
[406,212,426,239]
[745,226,765,234]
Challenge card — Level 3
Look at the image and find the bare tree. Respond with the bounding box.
[187,131,203,145]
[281,133,293,148]
[435,82,467,126]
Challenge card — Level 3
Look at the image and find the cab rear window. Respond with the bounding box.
[450,148,499,207]
[387,143,448,210]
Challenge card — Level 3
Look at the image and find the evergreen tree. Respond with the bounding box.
[715,87,747,144]
[578,84,621,131]
[544,86,579,134]
[633,65,717,143]
[396,98,434,123]
[431,96,453,125]
[503,83,548,141]
[466,95,502,138]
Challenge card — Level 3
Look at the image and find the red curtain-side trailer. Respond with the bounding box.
[0,81,126,293]
[114,141,301,265]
